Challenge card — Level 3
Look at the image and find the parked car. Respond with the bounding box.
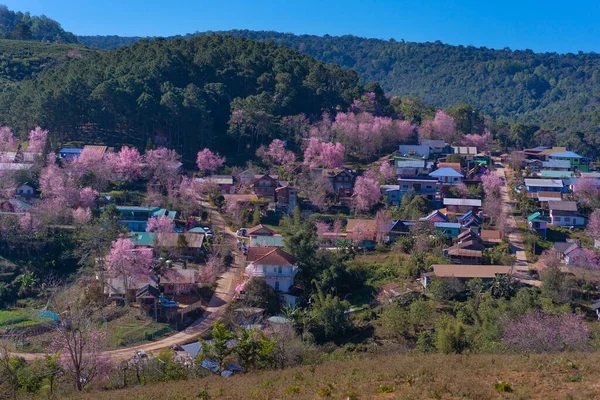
[236,228,249,237]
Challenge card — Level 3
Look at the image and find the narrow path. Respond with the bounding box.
[14,199,241,362]
[495,163,541,287]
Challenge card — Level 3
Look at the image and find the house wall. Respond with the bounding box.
[550,214,585,226]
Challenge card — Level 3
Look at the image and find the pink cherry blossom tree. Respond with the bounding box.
[482,171,503,199]
[144,147,182,189]
[375,209,391,243]
[462,128,493,152]
[419,110,456,143]
[573,177,600,207]
[114,146,143,181]
[588,209,600,241]
[27,126,48,153]
[303,138,345,169]
[350,222,371,244]
[315,221,331,245]
[351,170,382,213]
[73,207,92,225]
[0,126,17,151]
[256,139,296,165]
[79,187,98,208]
[379,161,396,183]
[503,312,589,353]
[196,148,225,174]
[49,311,110,391]
[105,237,154,295]
[146,215,175,233]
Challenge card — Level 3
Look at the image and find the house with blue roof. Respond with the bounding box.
[429,167,464,185]
[59,148,83,160]
[434,222,461,238]
[548,151,589,172]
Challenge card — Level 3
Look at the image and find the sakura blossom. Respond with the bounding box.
[196,148,226,173]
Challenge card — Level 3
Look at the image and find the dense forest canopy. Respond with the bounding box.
[0,5,77,43]
[80,30,600,139]
[0,35,370,162]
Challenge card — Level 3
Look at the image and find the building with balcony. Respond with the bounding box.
[245,247,298,294]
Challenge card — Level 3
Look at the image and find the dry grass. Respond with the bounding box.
[68,352,600,399]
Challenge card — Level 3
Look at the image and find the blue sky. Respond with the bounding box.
[3,0,599,53]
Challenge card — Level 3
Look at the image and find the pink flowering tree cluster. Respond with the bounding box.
[351,170,382,213]
[461,128,493,152]
[481,171,504,227]
[256,139,296,165]
[196,148,225,174]
[146,215,175,233]
[105,237,154,294]
[482,171,502,199]
[66,150,115,191]
[503,311,589,353]
[303,138,345,169]
[72,207,92,225]
[420,110,456,143]
[350,222,371,244]
[38,158,79,223]
[379,161,396,183]
[49,309,110,391]
[144,147,182,190]
[113,146,143,181]
[573,177,600,208]
[588,209,600,242]
[0,126,17,151]
[79,187,98,208]
[27,126,48,153]
[349,92,383,115]
[375,210,392,243]
[333,112,415,161]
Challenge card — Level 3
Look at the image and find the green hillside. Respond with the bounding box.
[0,5,77,43]
[0,39,95,87]
[79,30,600,135]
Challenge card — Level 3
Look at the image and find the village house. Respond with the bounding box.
[244,247,299,305]
[196,175,235,194]
[0,151,40,163]
[154,232,206,258]
[385,177,440,205]
[58,148,83,160]
[275,184,298,213]
[0,198,32,215]
[524,178,566,193]
[528,191,563,204]
[480,230,505,246]
[437,162,462,173]
[420,210,449,224]
[540,170,573,178]
[443,198,482,214]
[108,206,177,232]
[434,222,462,238]
[444,231,486,263]
[252,174,280,202]
[421,264,513,288]
[456,210,482,229]
[399,144,431,158]
[388,220,416,241]
[548,201,585,226]
[451,146,478,160]
[421,139,449,154]
[542,160,571,171]
[394,159,434,176]
[551,240,588,266]
[247,224,285,247]
[429,167,464,185]
[548,151,589,172]
[527,212,550,238]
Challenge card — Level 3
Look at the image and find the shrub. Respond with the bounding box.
[494,381,513,393]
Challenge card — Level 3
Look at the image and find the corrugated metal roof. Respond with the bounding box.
[432,264,513,278]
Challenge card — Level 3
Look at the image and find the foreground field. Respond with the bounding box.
[71,352,600,399]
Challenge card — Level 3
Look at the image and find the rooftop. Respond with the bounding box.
[542,160,571,169]
[524,178,564,188]
[548,201,578,212]
[540,170,574,178]
[527,212,550,223]
[549,151,584,159]
[430,168,464,178]
[443,198,482,207]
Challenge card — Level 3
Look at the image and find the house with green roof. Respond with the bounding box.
[528,212,550,239]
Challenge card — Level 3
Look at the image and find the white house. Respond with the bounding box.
[245,247,298,302]
[548,201,585,226]
[429,167,464,185]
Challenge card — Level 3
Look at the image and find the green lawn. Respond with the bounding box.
[107,315,174,349]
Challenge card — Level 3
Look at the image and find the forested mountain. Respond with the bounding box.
[0,39,94,87]
[0,35,370,162]
[78,35,142,49]
[0,5,77,43]
[80,30,600,135]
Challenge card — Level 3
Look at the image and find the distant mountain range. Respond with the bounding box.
[2,5,600,138]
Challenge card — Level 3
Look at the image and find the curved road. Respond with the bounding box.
[15,199,240,362]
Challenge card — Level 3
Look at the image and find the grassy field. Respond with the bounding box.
[106,314,174,349]
[69,351,600,399]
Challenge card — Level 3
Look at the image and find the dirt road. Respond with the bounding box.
[14,199,241,362]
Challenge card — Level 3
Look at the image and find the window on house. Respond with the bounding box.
[555,217,561,222]
[426,185,432,189]
[278,266,282,274]
[564,217,571,222]
[275,281,280,290]
[402,185,408,189]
